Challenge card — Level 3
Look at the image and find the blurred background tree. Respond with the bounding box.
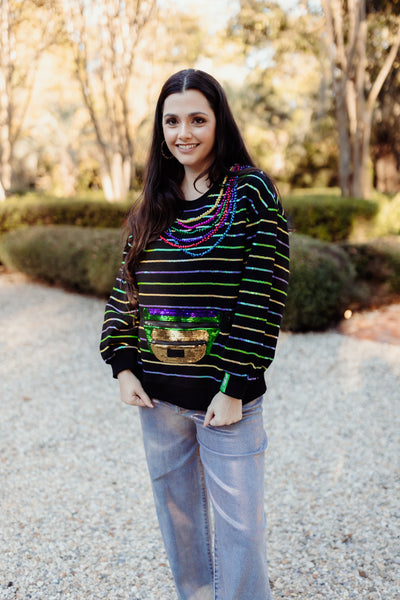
[61,0,156,201]
[1,0,400,325]
[0,0,60,200]
[369,0,400,194]
[321,0,400,198]
[226,0,332,189]
[0,0,399,201]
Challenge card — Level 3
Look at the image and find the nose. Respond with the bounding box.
[177,121,191,140]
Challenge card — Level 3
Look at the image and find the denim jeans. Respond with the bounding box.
[139,397,272,600]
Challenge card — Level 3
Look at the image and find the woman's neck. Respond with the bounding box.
[181,169,211,201]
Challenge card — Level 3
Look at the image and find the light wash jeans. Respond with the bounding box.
[139,397,272,600]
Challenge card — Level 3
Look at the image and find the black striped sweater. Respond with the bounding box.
[100,169,290,411]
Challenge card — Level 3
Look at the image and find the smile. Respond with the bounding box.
[176,144,199,150]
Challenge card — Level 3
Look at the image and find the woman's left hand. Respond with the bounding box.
[203,391,242,427]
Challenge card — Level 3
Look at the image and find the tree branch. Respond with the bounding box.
[367,16,400,113]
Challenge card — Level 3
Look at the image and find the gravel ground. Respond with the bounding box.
[1,273,399,600]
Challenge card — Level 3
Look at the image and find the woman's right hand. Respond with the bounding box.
[117,370,154,408]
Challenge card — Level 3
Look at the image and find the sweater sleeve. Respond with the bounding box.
[218,172,290,399]
[99,239,141,379]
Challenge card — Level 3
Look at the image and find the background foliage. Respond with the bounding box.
[0,225,124,296]
[281,234,356,331]
[0,0,399,331]
[282,190,378,242]
[0,0,399,200]
[1,194,399,331]
[0,197,132,234]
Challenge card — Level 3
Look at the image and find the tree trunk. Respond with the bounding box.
[322,0,400,199]
[358,110,372,198]
[0,3,11,201]
[335,82,351,197]
[0,1,54,200]
[350,2,367,198]
[0,180,5,201]
[101,152,131,202]
[376,152,400,193]
[65,0,156,202]
[0,118,12,200]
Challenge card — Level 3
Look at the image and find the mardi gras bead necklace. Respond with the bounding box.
[160,166,242,258]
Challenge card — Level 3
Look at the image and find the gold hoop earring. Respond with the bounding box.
[161,140,173,159]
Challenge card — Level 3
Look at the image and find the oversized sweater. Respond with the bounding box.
[100,168,290,411]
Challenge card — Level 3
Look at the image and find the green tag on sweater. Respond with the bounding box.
[220,373,230,393]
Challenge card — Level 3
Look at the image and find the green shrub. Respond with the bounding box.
[341,236,400,308]
[282,234,356,331]
[2,225,398,332]
[282,190,378,242]
[0,197,133,234]
[0,225,124,296]
[373,192,400,237]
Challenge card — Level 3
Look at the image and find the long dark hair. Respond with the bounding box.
[124,68,256,303]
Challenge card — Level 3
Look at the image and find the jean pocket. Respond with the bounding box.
[242,396,263,413]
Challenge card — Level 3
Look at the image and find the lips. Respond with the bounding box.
[176,144,199,151]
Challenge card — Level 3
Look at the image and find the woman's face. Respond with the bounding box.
[162,89,216,176]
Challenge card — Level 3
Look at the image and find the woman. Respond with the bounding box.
[100,69,290,600]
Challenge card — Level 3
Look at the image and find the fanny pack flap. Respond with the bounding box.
[142,307,220,364]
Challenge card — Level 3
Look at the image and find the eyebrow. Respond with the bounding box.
[163,111,209,118]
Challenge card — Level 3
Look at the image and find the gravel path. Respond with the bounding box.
[1,274,399,600]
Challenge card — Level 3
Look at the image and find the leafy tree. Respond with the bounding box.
[228,1,328,184]
[321,0,400,198]
[368,1,400,192]
[0,0,59,200]
[61,0,156,201]
[372,62,400,192]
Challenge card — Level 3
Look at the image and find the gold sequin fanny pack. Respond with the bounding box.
[142,308,220,364]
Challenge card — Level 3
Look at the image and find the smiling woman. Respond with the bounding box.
[99,68,290,600]
[162,90,217,198]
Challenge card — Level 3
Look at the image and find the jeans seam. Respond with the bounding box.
[199,451,214,587]
[214,529,219,600]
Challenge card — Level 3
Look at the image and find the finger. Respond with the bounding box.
[135,387,153,408]
[203,408,214,428]
[122,393,145,406]
[140,394,154,408]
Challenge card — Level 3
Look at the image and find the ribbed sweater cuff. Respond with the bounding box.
[110,350,140,379]
[219,372,248,399]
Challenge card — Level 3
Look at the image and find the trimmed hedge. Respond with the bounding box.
[282,191,378,242]
[0,225,124,296]
[2,189,394,246]
[0,197,132,234]
[1,225,399,331]
[340,236,400,308]
[373,192,400,237]
[0,225,358,331]
[281,234,356,331]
